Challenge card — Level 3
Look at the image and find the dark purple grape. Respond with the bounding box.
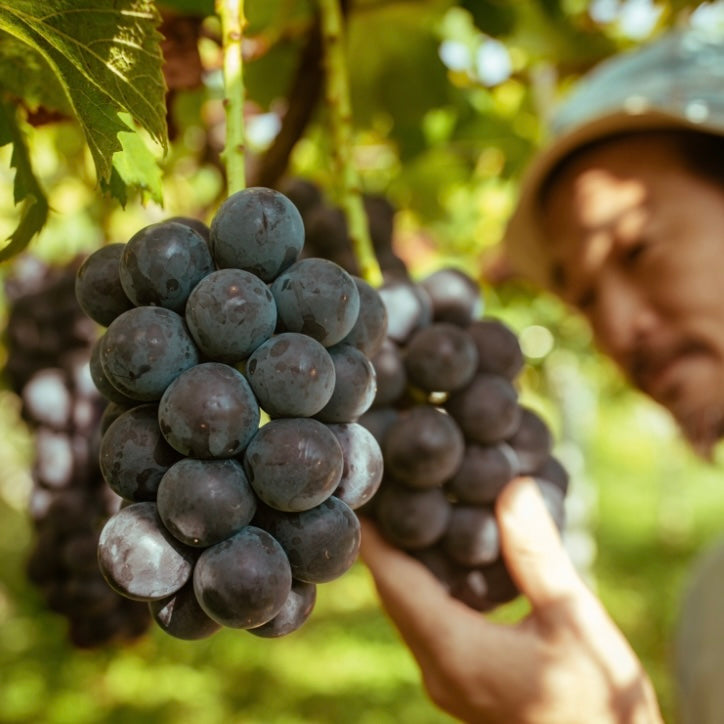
[382,406,464,488]
[34,429,74,489]
[441,505,500,567]
[99,404,181,501]
[450,567,495,612]
[279,177,323,218]
[369,338,406,407]
[58,578,120,616]
[158,362,260,458]
[97,502,196,601]
[74,244,133,326]
[165,216,210,243]
[327,423,384,510]
[404,323,479,393]
[245,332,335,418]
[373,482,452,551]
[271,258,361,347]
[100,306,200,401]
[210,187,304,281]
[247,579,317,638]
[185,268,277,363]
[243,418,344,512]
[474,557,519,606]
[420,267,484,327]
[535,478,566,531]
[89,337,140,406]
[338,277,388,356]
[62,347,97,399]
[534,455,570,495]
[22,368,72,429]
[100,401,136,435]
[468,319,525,380]
[254,497,360,583]
[61,536,99,575]
[378,280,432,344]
[357,406,399,446]
[314,344,377,423]
[446,374,522,444]
[149,582,221,640]
[450,566,498,612]
[119,221,215,312]
[411,546,464,594]
[302,204,349,256]
[157,458,257,546]
[193,525,292,628]
[445,441,519,504]
[40,488,94,534]
[507,407,553,474]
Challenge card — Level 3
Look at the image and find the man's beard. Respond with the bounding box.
[671,402,724,460]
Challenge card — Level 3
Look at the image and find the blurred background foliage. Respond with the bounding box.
[2,0,724,722]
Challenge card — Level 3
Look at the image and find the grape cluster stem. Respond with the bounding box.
[318,0,382,288]
[216,0,247,194]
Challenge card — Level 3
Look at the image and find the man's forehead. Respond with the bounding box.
[572,169,648,228]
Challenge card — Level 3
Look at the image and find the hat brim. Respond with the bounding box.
[502,109,722,287]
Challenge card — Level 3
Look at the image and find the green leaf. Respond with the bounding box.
[0,32,70,114]
[157,0,214,15]
[348,4,453,160]
[0,99,49,262]
[0,0,168,187]
[101,113,164,206]
[461,0,517,38]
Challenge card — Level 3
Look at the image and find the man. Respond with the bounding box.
[360,26,724,723]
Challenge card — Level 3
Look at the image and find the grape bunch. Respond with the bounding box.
[3,258,152,648]
[282,178,570,611]
[360,268,570,612]
[76,187,386,640]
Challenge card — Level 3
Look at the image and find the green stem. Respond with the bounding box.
[216,0,246,194]
[319,0,382,287]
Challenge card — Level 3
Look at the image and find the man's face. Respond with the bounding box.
[542,133,724,454]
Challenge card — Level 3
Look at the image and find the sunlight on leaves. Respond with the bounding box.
[0,0,168,190]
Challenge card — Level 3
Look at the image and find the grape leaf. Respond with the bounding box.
[0,0,168,187]
[101,113,164,206]
[157,0,214,15]
[0,32,70,115]
[0,99,49,263]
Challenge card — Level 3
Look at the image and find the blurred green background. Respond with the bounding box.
[2,1,724,722]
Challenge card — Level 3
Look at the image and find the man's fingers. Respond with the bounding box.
[359,517,489,663]
[496,477,584,611]
[359,517,453,610]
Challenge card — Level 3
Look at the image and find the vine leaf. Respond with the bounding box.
[101,113,164,206]
[0,99,49,262]
[0,33,70,115]
[0,0,168,189]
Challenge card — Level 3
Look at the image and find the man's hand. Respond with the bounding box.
[359,477,663,723]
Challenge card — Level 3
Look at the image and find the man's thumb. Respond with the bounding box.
[495,476,583,610]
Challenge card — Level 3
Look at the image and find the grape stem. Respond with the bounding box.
[216,0,247,194]
[318,0,383,287]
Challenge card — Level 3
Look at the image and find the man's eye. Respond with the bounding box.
[623,240,649,264]
[576,288,597,310]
